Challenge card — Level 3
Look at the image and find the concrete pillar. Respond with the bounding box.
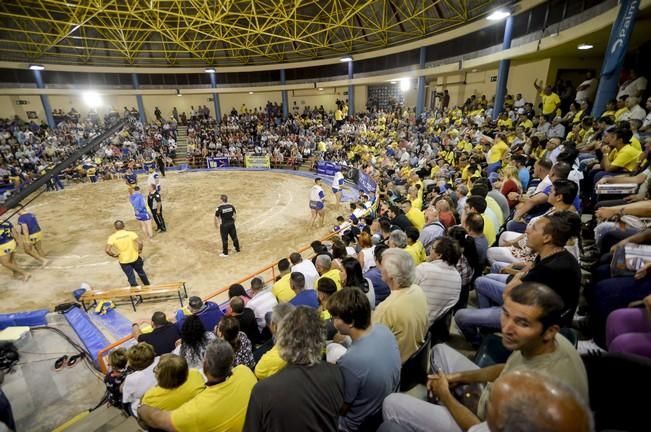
[348,61,355,116]
[492,15,514,121]
[209,72,222,122]
[416,47,427,116]
[33,70,55,128]
[280,69,288,119]
[131,73,146,124]
[592,0,641,117]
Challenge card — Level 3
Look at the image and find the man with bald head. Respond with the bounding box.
[484,371,593,432]
[418,205,445,255]
[105,220,150,287]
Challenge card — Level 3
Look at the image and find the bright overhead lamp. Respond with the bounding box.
[390,81,397,84]
[400,78,410,91]
[340,56,353,62]
[205,67,216,73]
[249,91,254,94]
[577,43,594,50]
[318,88,324,91]
[486,10,510,21]
[29,64,45,71]
[176,89,182,97]
[82,91,102,107]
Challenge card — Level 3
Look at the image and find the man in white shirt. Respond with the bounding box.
[513,93,526,109]
[246,277,278,332]
[575,71,598,103]
[332,167,345,207]
[289,252,319,290]
[620,96,646,122]
[617,68,647,100]
[642,97,651,133]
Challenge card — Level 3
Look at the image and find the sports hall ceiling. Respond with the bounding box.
[0,0,507,68]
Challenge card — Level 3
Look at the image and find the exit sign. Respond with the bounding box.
[490,76,497,82]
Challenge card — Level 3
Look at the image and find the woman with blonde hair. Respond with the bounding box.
[500,165,522,209]
[357,232,376,273]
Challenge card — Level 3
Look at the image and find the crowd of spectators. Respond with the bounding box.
[3,65,651,431]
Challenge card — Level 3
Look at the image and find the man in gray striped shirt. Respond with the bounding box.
[414,237,462,325]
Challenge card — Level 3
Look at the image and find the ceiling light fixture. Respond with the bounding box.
[486,10,510,21]
[400,78,410,91]
[318,88,324,91]
[205,67,216,73]
[577,43,594,50]
[340,56,353,62]
[29,64,45,71]
[249,91,254,94]
[390,81,397,84]
[82,91,102,107]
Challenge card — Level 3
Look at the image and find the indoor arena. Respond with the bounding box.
[1,1,650,431]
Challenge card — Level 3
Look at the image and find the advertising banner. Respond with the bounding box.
[206,157,229,169]
[245,154,271,169]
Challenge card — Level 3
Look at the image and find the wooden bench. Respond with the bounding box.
[80,282,188,312]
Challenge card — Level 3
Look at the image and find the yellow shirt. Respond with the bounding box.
[411,197,423,211]
[405,241,427,265]
[614,107,629,121]
[171,365,256,432]
[106,230,139,264]
[519,119,533,130]
[631,136,642,151]
[497,118,513,129]
[405,208,426,231]
[142,369,205,411]
[573,110,584,124]
[540,92,561,115]
[486,197,504,226]
[487,140,509,164]
[254,345,287,380]
[316,268,343,290]
[335,110,343,121]
[612,144,642,172]
[272,273,296,303]
[482,214,497,246]
[601,110,616,119]
[373,284,428,363]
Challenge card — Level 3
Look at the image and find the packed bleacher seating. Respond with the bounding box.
[3,66,651,431]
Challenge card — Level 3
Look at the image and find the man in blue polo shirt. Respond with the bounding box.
[17,206,48,266]
[289,272,319,308]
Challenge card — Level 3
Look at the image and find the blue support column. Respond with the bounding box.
[416,47,426,116]
[131,73,146,124]
[209,72,222,121]
[348,61,355,116]
[280,69,288,119]
[33,70,55,129]
[592,0,640,118]
[492,15,514,121]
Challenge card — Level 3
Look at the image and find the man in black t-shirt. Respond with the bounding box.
[131,311,180,356]
[147,184,166,232]
[215,194,240,257]
[455,212,581,345]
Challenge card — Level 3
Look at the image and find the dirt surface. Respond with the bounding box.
[1,170,336,321]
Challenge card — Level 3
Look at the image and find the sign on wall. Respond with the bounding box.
[244,154,270,169]
[206,157,229,169]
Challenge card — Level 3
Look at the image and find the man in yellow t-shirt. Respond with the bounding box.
[315,255,342,290]
[486,135,509,174]
[142,355,205,411]
[601,127,641,174]
[534,80,561,118]
[105,220,150,287]
[139,341,256,432]
[271,258,296,302]
[401,201,425,231]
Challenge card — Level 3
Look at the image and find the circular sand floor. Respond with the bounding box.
[1,170,335,321]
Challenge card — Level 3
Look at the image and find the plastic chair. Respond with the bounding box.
[399,332,432,392]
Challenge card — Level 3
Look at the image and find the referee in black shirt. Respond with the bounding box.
[147,184,166,232]
[215,194,240,257]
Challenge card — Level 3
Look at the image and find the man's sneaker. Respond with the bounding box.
[578,339,606,356]
[219,253,228,257]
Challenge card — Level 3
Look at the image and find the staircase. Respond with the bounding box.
[57,406,143,432]
[174,125,189,167]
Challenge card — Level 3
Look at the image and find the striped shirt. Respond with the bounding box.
[414,260,462,325]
